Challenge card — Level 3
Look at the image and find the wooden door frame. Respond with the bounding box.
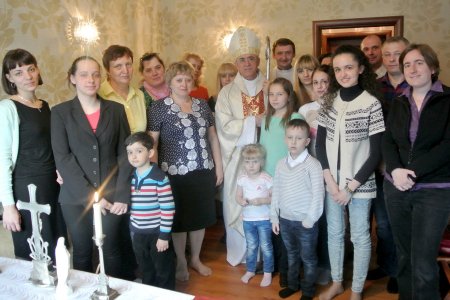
[313,16,404,56]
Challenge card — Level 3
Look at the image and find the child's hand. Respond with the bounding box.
[238,198,248,206]
[272,223,280,235]
[156,239,169,252]
[302,220,313,229]
[249,198,258,206]
[110,202,128,215]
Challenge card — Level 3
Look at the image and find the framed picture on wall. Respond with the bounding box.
[312,16,404,56]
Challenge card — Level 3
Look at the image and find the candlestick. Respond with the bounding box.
[91,236,119,299]
[93,192,103,241]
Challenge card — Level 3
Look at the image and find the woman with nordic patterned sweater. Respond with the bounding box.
[316,45,385,300]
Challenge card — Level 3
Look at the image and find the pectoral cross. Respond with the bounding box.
[16,184,51,262]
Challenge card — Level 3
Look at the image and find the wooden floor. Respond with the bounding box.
[176,220,397,300]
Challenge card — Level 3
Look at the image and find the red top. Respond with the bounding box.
[190,85,209,100]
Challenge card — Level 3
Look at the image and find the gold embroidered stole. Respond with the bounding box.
[241,90,265,117]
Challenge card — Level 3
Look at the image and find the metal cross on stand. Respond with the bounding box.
[16,183,57,287]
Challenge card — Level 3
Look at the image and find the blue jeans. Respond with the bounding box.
[243,220,274,273]
[373,171,397,276]
[280,218,318,297]
[385,181,450,300]
[326,193,371,293]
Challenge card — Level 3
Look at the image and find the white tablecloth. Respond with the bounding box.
[0,257,194,300]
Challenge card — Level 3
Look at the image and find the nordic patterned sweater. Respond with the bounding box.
[130,164,175,240]
[270,154,324,228]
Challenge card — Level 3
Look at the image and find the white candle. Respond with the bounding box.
[93,192,103,240]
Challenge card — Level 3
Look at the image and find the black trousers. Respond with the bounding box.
[61,204,123,278]
[385,181,450,300]
[131,232,176,290]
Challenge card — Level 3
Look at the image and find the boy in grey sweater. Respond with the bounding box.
[271,119,324,300]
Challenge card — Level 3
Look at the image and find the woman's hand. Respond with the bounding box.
[334,189,352,205]
[56,170,63,185]
[215,167,223,186]
[323,169,339,200]
[109,202,128,215]
[99,198,112,215]
[2,205,21,232]
[391,168,416,191]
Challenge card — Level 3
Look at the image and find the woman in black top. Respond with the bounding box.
[383,44,450,299]
[0,49,62,261]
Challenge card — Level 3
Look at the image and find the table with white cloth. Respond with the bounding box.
[0,257,194,300]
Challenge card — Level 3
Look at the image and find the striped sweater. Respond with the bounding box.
[270,154,324,228]
[130,165,175,240]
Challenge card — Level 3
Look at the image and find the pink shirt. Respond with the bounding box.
[86,109,100,132]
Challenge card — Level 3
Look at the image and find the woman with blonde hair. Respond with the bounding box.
[209,62,238,112]
[294,54,320,109]
[148,61,223,281]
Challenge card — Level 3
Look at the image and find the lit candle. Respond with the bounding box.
[93,192,103,240]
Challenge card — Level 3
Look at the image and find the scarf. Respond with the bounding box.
[143,81,170,100]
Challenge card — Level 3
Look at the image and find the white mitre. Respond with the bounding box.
[228,26,261,58]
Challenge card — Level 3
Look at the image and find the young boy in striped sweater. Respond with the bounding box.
[126,132,176,290]
[270,119,325,300]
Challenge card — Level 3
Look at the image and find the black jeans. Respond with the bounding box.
[373,172,397,276]
[131,232,176,290]
[61,204,123,278]
[385,181,450,300]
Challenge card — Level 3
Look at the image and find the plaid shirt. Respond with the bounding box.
[379,73,409,101]
[378,73,409,116]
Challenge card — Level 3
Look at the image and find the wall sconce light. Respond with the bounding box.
[66,17,100,45]
[222,31,234,50]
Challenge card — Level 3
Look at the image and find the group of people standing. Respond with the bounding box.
[0,45,222,290]
[217,27,450,300]
[0,25,449,300]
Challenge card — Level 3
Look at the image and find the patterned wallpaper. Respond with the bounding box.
[0,0,158,105]
[1,0,449,105]
[159,0,450,96]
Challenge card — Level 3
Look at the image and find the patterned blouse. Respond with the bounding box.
[148,97,215,176]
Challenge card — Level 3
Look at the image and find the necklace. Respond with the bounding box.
[16,94,41,112]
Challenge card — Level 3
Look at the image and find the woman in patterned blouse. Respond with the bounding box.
[148,61,223,281]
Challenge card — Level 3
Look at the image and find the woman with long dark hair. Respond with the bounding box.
[316,45,385,300]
